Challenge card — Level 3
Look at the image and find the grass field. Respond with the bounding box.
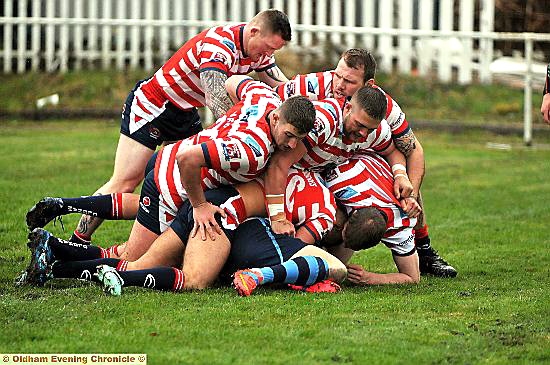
[1,120,549,364]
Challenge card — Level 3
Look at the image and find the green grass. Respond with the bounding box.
[1,65,548,128]
[1,121,550,364]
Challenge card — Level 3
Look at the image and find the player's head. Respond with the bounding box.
[342,207,387,251]
[332,48,377,99]
[270,96,315,151]
[342,86,387,141]
[245,9,291,62]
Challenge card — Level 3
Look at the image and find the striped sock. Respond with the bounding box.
[116,267,185,292]
[254,256,329,287]
[51,258,120,281]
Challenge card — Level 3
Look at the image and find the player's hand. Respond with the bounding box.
[541,93,550,125]
[393,176,413,200]
[191,202,227,241]
[271,218,295,237]
[400,196,422,218]
[346,264,374,285]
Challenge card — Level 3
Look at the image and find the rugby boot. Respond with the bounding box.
[418,247,457,277]
[15,228,55,286]
[26,197,64,231]
[95,265,124,296]
[232,269,262,297]
[288,279,342,293]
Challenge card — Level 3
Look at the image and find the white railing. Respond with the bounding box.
[1,0,550,144]
[1,0,496,82]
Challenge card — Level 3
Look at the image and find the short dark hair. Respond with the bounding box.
[252,9,292,42]
[343,207,387,251]
[279,95,316,134]
[353,86,387,122]
[341,48,377,83]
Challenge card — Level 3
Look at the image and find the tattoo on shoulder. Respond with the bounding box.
[201,70,233,120]
[394,130,417,157]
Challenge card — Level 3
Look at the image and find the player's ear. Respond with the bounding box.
[343,101,353,114]
[270,109,280,127]
[250,26,260,37]
[366,78,375,87]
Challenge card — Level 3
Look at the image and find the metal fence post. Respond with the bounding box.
[524,36,533,146]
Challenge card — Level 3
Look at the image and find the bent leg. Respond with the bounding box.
[118,220,159,262]
[182,232,231,290]
[75,134,154,240]
[126,228,184,270]
[291,245,347,284]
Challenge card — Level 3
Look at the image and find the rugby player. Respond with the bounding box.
[275,48,457,277]
[72,9,292,246]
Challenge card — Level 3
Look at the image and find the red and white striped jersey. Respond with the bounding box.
[154,80,281,213]
[130,24,276,133]
[276,70,411,139]
[296,97,393,172]
[323,153,417,255]
[285,168,336,242]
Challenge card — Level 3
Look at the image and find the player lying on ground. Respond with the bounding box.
[277,48,456,277]
[321,153,421,285]
[262,83,416,246]
[19,80,315,286]
[18,185,346,296]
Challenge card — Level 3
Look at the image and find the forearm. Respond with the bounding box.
[393,130,425,194]
[257,65,288,87]
[404,146,425,195]
[356,272,418,285]
[177,149,207,208]
[296,227,316,245]
[201,69,233,120]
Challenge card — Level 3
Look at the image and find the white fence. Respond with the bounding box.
[1,0,497,84]
[2,0,550,144]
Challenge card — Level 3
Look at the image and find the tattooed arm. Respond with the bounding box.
[256,65,288,87]
[393,129,425,196]
[201,69,234,122]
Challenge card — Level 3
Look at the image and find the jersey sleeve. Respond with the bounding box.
[200,133,268,177]
[197,33,237,75]
[275,71,332,101]
[304,99,340,149]
[385,94,411,138]
[237,79,279,103]
[366,120,393,153]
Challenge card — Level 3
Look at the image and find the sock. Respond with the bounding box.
[51,258,120,281]
[62,193,124,219]
[117,267,185,292]
[415,225,432,250]
[49,236,102,261]
[252,256,329,287]
[70,231,92,245]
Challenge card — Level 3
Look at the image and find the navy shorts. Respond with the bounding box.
[120,79,203,150]
[170,186,241,244]
[135,170,163,235]
[219,218,306,282]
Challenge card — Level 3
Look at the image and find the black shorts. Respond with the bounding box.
[219,218,306,282]
[120,79,203,150]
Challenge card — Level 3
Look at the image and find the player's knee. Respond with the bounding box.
[328,260,347,284]
[182,270,214,290]
[108,177,141,193]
